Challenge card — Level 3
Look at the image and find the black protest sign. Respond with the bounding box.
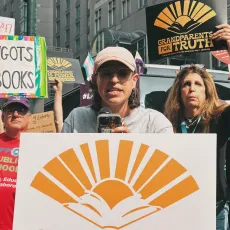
[146,0,227,61]
[47,57,85,84]
[80,81,93,106]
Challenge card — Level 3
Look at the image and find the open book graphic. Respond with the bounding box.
[64,191,162,229]
[168,20,201,34]
[30,141,200,229]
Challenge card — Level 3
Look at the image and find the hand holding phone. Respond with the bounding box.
[97,114,122,133]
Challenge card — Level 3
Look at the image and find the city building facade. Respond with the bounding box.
[0,0,75,106]
[1,0,230,113]
[53,0,230,70]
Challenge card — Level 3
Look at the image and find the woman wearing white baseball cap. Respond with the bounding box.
[62,46,173,133]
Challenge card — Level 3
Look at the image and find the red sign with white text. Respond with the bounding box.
[211,50,230,64]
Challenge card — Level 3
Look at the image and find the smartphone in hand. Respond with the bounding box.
[97,114,122,133]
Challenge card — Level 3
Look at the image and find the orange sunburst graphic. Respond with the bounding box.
[154,0,216,35]
[47,58,72,70]
[30,140,199,229]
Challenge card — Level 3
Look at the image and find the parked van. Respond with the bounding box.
[140,64,230,113]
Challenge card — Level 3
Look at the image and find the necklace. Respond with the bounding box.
[181,115,202,133]
[185,116,199,128]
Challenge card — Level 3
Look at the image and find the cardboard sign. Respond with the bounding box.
[211,50,230,64]
[13,134,216,230]
[0,36,47,98]
[0,16,15,35]
[146,0,227,61]
[47,57,85,84]
[27,111,56,133]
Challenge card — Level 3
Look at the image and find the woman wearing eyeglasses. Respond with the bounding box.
[62,46,173,133]
[165,64,230,230]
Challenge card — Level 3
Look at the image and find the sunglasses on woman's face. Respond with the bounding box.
[97,68,133,82]
[180,64,206,70]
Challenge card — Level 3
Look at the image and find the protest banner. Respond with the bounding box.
[0,36,47,98]
[27,111,56,133]
[47,57,85,84]
[80,81,93,106]
[13,134,216,230]
[0,16,15,35]
[146,0,227,61]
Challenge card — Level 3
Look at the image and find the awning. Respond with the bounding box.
[90,29,145,57]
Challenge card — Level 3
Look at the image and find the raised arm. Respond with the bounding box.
[53,79,63,133]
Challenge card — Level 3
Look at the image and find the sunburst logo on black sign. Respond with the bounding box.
[154,0,216,35]
[47,58,72,70]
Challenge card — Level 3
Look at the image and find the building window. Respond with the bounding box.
[56,20,60,34]
[108,0,115,27]
[66,0,70,9]
[122,0,131,19]
[76,5,80,18]
[119,37,146,62]
[56,5,60,19]
[20,7,24,18]
[56,35,60,47]
[4,7,7,16]
[87,14,90,34]
[138,0,146,9]
[95,8,101,34]
[76,39,80,52]
[11,0,14,12]
[66,29,70,43]
[76,21,80,35]
[66,13,70,27]
[20,22,24,34]
[137,38,146,62]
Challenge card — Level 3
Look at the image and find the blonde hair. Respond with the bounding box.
[165,65,228,132]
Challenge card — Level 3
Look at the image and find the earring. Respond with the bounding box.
[132,88,136,107]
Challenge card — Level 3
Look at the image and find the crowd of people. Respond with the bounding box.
[1,23,230,230]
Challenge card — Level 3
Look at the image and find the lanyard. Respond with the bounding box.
[181,115,202,133]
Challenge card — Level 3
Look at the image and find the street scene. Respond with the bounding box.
[0,0,230,229]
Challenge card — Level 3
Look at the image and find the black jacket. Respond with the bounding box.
[176,106,230,202]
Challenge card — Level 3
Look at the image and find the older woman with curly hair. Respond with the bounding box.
[165,63,230,230]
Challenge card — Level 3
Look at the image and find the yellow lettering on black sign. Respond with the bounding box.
[158,44,172,55]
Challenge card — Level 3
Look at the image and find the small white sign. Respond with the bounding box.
[0,16,15,35]
[13,134,216,230]
[0,40,35,94]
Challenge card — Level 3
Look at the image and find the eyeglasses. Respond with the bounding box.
[180,64,206,70]
[97,68,133,82]
[5,107,29,116]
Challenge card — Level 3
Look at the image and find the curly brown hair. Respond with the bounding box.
[165,65,228,132]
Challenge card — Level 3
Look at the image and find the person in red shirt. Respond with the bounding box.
[0,96,30,230]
